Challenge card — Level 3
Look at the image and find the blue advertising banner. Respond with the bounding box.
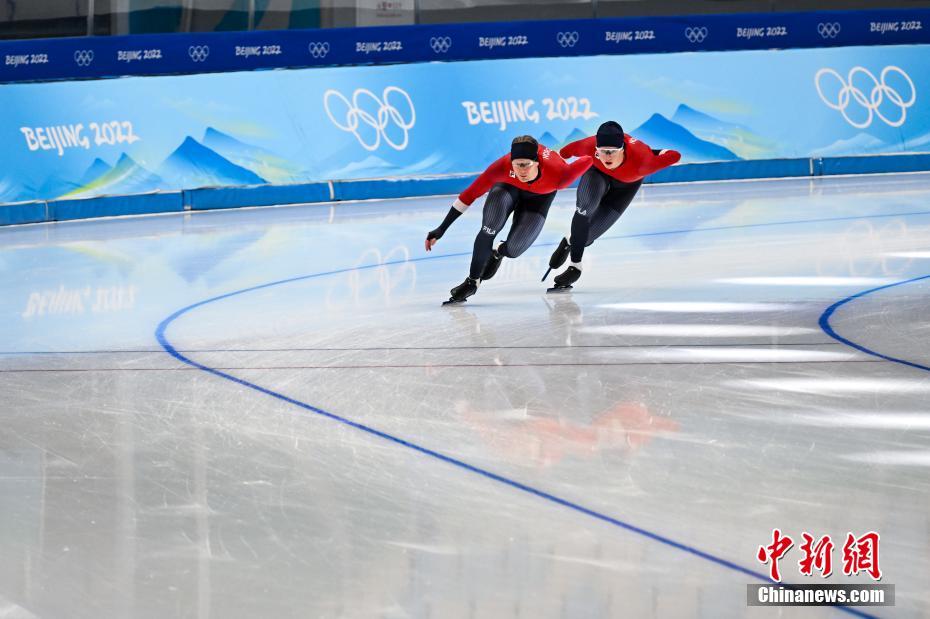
[1,43,927,204]
[1,9,929,84]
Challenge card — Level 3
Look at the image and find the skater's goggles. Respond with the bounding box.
[596,147,623,156]
[511,159,539,170]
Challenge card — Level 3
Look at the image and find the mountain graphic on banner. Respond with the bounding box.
[905,130,930,149]
[670,104,776,159]
[811,133,890,157]
[631,113,740,162]
[68,154,164,198]
[80,158,113,185]
[0,177,33,203]
[323,154,396,179]
[202,128,306,184]
[563,128,589,145]
[157,137,266,190]
[808,129,930,157]
[404,151,454,174]
[670,105,753,135]
[39,175,82,199]
[539,132,561,148]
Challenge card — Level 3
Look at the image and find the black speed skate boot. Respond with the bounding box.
[548,266,581,293]
[542,237,571,281]
[443,277,479,305]
[480,248,503,281]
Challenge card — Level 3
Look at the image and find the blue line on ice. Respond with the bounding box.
[155,207,929,618]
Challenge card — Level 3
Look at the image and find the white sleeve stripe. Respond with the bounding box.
[453,198,470,213]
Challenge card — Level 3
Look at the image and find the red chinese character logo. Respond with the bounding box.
[798,533,834,577]
[757,529,794,582]
[842,532,881,580]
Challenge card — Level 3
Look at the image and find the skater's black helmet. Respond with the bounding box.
[596,121,625,149]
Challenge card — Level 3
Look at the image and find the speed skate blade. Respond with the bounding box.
[546,285,573,294]
[442,298,467,306]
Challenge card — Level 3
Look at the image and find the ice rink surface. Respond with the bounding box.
[1,173,929,618]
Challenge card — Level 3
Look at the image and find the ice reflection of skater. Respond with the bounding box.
[460,381,679,469]
[542,293,583,346]
[546,121,681,290]
[425,135,591,304]
[450,303,679,469]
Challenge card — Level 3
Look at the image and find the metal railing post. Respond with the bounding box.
[182,0,193,32]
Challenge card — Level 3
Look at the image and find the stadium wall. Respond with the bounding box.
[1,10,929,225]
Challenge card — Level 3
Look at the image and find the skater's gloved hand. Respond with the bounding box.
[426,206,464,251]
[425,228,443,251]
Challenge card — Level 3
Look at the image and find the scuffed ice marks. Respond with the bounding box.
[1,174,929,616]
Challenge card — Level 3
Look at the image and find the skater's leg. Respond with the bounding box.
[498,191,555,259]
[498,211,545,258]
[554,180,641,291]
[568,168,611,263]
[470,184,517,280]
[585,179,642,246]
[580,207,623,252]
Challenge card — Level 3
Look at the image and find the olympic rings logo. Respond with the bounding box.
[556,31,579,48]
[188,45,210,62]
[323,87,416,151]
[325,245,417,309]
[684,27,708,43]
[815,66,916,129]
[817,22,841,39]
[74,50,94,67]
[430,36,452,54]
[308,42,330,59]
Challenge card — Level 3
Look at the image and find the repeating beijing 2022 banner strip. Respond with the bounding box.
[1,42,926,204]
[1,8,930,84]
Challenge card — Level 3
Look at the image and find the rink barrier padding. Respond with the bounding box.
[332,175,478,202]
[185,182,332,210]
[0,201,48,226]
[646,159,814,184]
[821,153,930,177]
[46,192,185,222]
[2,7,930,84]
[5,153,930,226]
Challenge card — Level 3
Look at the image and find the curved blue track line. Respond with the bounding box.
[819,274,930,372]
[155,207,930,618]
